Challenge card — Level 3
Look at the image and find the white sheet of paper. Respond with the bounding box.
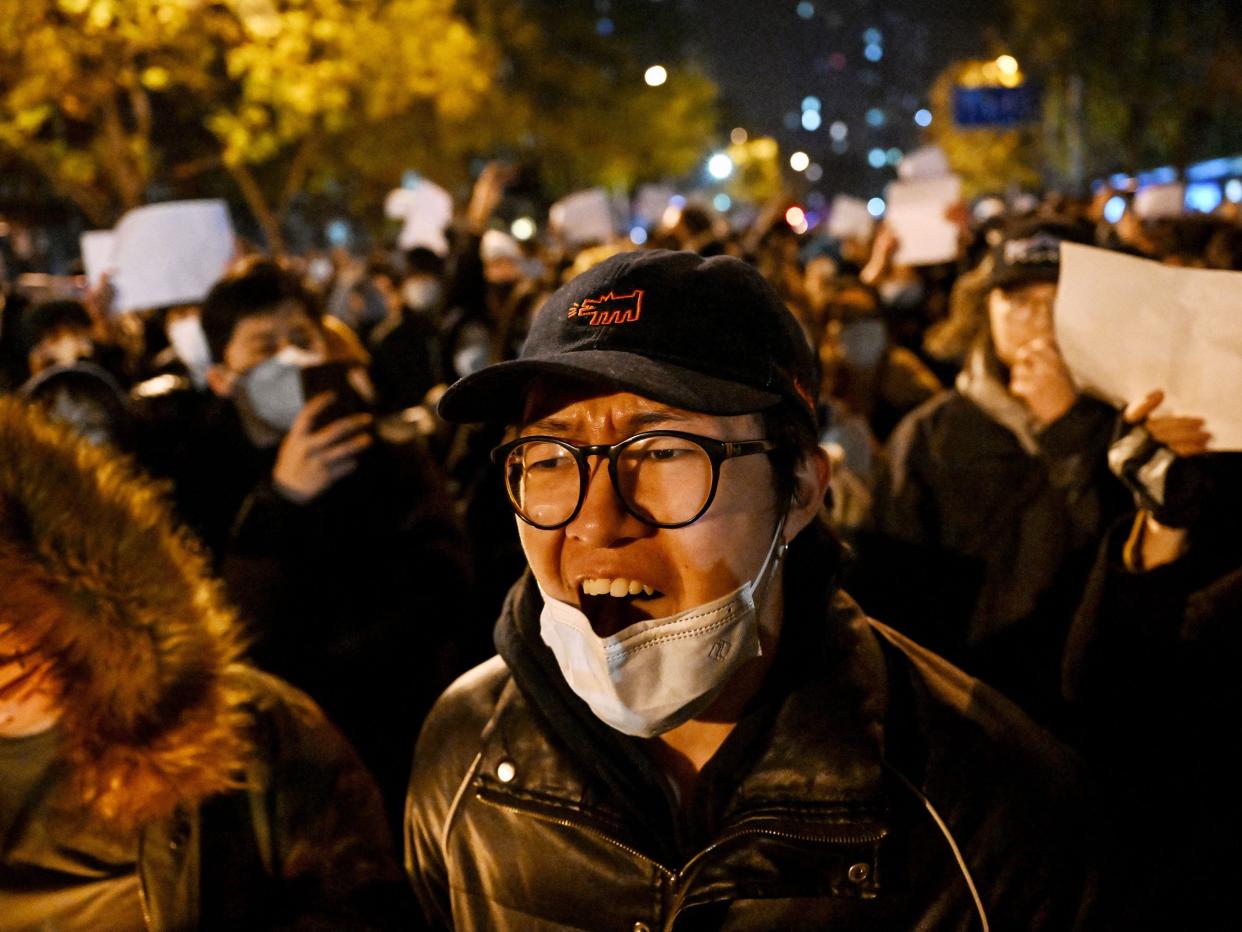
[885,176,961,266]
[111,200,235,313]
[633,185,675,228]
[550,189,614,246]
[1133,183,1185,220]
[897,144,950,181]
[80,231,116,288]
[827,195,874,241]
[385,180,453,255]
[1055,243,1242,449]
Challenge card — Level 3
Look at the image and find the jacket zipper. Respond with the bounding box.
[478,791,887,881]
[477,792,677,878]
[137,833,155,930]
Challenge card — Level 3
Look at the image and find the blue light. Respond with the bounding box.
[1137,166,1178,187]
[867,197,886,218]
[867,148,887,169]
[886,148,903,166]
[1185,158,1233,183]
[831,138,849,154]
[670,194,686,208]
[801,110,822,131]
[1185,182,1222,214]
[629,226,648,245]
[802,95,821,112]
[326,219,350,246]
[1109,173,1133,189]
[866,108,885,127]
[713,193,732,212]
[914,108,933,127]
[784,111,801,130]
[595,17,614,36]
[1226,179,1242,203]
[863,27,882,44]
[796,1,815,19]
[864,43,883,62]
[829,120,848,141]
[1103,195,1127,224]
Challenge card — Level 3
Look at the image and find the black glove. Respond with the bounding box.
[1107,421,1212,529]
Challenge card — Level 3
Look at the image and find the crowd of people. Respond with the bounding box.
[1,161,1239,929]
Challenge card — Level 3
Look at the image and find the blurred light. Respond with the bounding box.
[326,219,351,246]
[1226,179,1242,202]
[1137,166,1178,186]
[1110,173,1134,189]
[793,219,810,235]
[1185,182,1223,214]
[996,55,1019,76]
[867,197,886,218]
[867,148,887,168]
[1103,195,1127,224]
[807,191,827,210]
[670,194,686,208]
[802,96,821,112]
[863,27,882,44]
[801,110,822,131]
[596,17,614,36]
[829,52,847,71]
[510,216,536,241]
[662,205,682,227]
[886,148,903,166]
[864,43,883,62]
[629,226,649,245]
[1186,157,1242,182]
[785,206,806,228]
[914,108,933,127]
[707,152,734,179]
[806,162,824,182]
[713,193,732,212]
[796,1,814,19]
[789,151,811,172]
[730,126,748,145]
[784,111,801,130]
[644,65,668,87]
[753,137,779,159]
[829,120,848,141]
[865,108,885,127]
[831,138,849,154]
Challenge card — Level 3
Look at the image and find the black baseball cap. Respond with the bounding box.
[985,217,1089,291]
[437,250,819,426]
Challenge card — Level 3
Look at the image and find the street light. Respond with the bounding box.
[707,152,733,180]
[644,65,668,87]
[789,151,810,172]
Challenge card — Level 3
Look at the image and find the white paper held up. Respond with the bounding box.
[1055,243,1242,449]
[80,231,117,288]
[111,200,236,313]
[885,175,962,266]
[1133,183,1185,220]
[385,179,454,255]
[550,189,615,246]
[897,145,951,181]
[826,195,874,241]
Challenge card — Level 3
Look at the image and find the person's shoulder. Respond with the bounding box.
[414,656,511,770]
[869,618,1082,789]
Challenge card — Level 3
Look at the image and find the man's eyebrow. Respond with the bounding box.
[521,408,694,435]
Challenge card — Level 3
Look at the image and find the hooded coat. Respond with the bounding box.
[0,398,412,929]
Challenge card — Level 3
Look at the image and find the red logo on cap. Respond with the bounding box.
[567,290,644,326]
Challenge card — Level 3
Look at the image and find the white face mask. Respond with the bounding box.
[238,345,323,433]
[538,514,788,738]
[166,315,211,388]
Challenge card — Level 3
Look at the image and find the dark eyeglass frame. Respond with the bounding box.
[491,430,776,530]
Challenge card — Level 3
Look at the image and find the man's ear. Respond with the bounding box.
[206,364,235,399]
[784,445,832,541]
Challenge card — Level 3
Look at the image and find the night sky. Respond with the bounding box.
[668,0,1006,198]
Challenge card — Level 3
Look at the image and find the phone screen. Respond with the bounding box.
[300,362,369,430]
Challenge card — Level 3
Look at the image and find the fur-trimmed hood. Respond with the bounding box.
[0,397,250,827]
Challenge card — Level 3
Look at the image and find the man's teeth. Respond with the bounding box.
[582,578,655,598]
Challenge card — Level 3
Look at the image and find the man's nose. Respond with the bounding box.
[566,456,647,546]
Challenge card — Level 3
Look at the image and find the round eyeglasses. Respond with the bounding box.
[491,430,776,530]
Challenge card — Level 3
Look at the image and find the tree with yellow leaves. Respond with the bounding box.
[0,0,490,250]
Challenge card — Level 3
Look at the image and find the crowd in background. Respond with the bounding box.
[1,165,1240,927]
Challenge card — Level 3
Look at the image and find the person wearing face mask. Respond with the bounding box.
[369,247,448,414]
[406,250,1097,931]
[861,219,1127,729]
[169,257,478,833]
